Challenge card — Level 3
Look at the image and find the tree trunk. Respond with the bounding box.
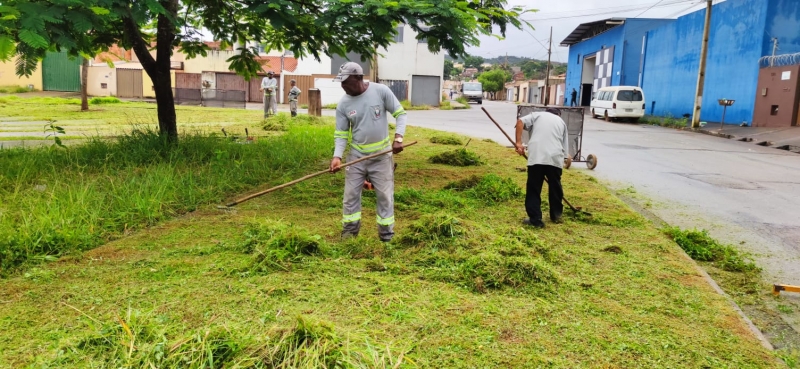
[80,57,89,111]
[151,70,178,142]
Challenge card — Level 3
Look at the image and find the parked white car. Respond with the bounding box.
[590,86,646,122]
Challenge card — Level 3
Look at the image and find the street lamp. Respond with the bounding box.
[718,99,735,130]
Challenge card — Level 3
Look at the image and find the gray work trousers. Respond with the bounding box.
[342,149,395,240]
[289,100,298,113]
[263,94,277,117]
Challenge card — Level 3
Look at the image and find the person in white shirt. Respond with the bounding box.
[514,107,569,228]
[260,71,278,118]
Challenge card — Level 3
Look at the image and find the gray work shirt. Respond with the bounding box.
[521,112,569,168]
[334,83,407,158]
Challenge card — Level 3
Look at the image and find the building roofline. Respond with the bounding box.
[560,17,626,47]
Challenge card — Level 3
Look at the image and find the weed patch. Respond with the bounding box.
[440,101,453,110]
[664,228,760,273]
[430,135,463,145]
[455,96,471,108]
[400,100,432,110]
[429,148,484,166]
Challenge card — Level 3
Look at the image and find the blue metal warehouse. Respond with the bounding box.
[564,0,800,126]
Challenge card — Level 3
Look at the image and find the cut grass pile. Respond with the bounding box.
[0,101,786,368]
[429,148,484,166]
[429,135,463,145]
[88,96,122,104]
[261,112,328,132]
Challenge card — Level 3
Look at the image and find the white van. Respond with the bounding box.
[590,86,646,122]
[461,82,483,104]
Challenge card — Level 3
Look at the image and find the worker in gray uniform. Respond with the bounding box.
[329,62,407,242]
[260,71,278,118]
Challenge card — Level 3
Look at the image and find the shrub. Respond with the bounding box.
[429,148,484,167]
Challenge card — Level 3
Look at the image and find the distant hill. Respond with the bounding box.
[447,54,566,68]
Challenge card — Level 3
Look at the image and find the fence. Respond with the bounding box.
[173,88,246,109]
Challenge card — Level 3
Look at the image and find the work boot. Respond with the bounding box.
[380,236,393,243]
[341,232,358,241]
[522,218,545,228]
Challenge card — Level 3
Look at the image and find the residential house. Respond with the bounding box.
[461,68,479,79]
[0,50,84,92]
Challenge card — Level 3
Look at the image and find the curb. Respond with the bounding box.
[613,193,775,352]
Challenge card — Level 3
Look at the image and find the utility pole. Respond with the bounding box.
[691,0,712,129]
[544,26,552,106]
[771,38,779,66]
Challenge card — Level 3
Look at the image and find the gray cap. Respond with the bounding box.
[333,62,363,82]
[267,71,274,75]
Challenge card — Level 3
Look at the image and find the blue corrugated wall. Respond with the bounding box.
[620,19,675,87]
[565,19,677,104]
[642,0,769,124]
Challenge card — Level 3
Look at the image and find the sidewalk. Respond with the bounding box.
[694,125,800,153]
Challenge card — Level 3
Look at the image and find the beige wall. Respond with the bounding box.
[183,50,236,74]
[86,61,175,98]
[0,57,43,90]
[86,64,117,96]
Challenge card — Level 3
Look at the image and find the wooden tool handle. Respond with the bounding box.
[225,141,418,207]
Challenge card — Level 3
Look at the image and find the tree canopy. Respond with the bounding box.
[477,68,509,94]
[462,54,485,70]
[0,0,530,140]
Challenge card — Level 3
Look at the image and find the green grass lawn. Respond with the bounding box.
[0,99,787,368]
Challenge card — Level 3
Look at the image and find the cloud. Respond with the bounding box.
[466,0,711,62]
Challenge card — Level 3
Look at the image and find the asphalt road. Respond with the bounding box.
[406,100,800,290]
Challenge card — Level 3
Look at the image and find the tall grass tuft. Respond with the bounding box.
[0,125,334,274]
[663,228,760,273]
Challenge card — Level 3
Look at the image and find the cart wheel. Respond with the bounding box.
[564,157,572,169]
[586,154,598,170]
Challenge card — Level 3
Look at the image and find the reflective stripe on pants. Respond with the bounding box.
[342,149,395,239]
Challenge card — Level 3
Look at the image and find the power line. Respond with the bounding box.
[522,0,695,22]
[632,0,669,18]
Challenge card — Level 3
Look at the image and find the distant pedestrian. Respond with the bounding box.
[288,79,301,117]
[449,90,454,100]
[515,107,569,228]
[260,71,278,118]
[570,88,578,107]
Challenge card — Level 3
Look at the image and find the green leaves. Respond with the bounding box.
[0,35,15,61]
[18,29,48,48]
[90,7,110,15]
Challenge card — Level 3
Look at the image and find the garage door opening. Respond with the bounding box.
[581,55,596,106]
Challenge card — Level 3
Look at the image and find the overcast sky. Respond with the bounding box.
[466,0,717,62]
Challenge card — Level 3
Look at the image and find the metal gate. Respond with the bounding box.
[174,73,202,105]
[117,69,143,98]
[42,51,81,92]
[249,76,265,103]
[215,73,249,101]
[380,80,408,102]
[411,75,440,106]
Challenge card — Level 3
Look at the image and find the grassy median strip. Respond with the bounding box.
[0,99,783,368]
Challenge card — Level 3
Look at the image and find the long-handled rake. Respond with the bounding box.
[217,141,418,209]
[481,107,591,216]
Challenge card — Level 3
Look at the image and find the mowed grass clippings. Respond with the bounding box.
[0,100,783,368]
